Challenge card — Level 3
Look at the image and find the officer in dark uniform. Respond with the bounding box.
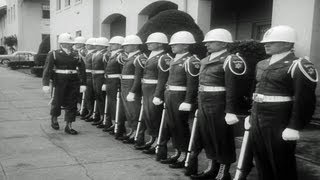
[42,33,86,135]
[246,25,317,180]
[189,29,247,180]
[81,38,97,121]
[119,35,145,146]
[100,36,125,132]
[134,32,172,153]
[91,37,109,126]
[74,36,88,117]
[160,31,200,169]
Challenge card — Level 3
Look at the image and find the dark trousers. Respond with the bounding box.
[164,90,190,151]
[92,74,105,118]
[105,78,120,125]
[142,84,163,137]
[50,74,80,122]
[250,102,297,180]
[84,73,94,113]
[197,92,236,163]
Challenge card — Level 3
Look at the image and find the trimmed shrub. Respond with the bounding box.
[30,66,43,77]
[8,61,35,69]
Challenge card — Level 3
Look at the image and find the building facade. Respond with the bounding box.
[0,0,50,53]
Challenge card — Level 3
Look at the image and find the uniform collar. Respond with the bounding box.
[209,49,227,61]
[149,50,164,59]
[269,51,291,65]
[174,52,189,62]
[111,49,122,57]
[128,50,140,59]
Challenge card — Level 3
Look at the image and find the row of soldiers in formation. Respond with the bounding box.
[42,25,317,180]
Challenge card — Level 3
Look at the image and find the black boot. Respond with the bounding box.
[103,124,114,132]
[215,164,231,180]
[81,110,92,120]
[160,149,181,164]
[51,116,59,130]
[185,152,198,176]
[92,118,103,126]
[64,122,78,135]
[156,145,167,161]
[169,152,187,169]
[142,146,156,154]
[135,136,155,150]
[191,160,219,179]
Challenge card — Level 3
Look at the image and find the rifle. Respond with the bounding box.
[155,103,166,154]
[114,89,121,134]
[48,80,55,105]
[80,92,85,115]
[185,110,198,167]
[134,98,144,141]
[233,129,250,180]
[102,92,108,125]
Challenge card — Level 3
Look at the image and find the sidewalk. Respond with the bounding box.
[0,66,319,180]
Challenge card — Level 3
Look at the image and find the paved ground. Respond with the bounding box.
[0,66,319,180]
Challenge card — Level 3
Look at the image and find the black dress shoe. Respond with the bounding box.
[169,161,185,169]
[156,146,167,161]
[103,125,114,132]
[134,144,148,150]
[143,147,156,154]
[109,130,115,135]
[81,112,92,120]
[51,117,59,130]
[160,156,178,164]
[190,170,218,179]
[85,117,94,122]
[184,156,198,176]
[97,124,105,128]
[115,134,126,140]
[123,137,135,144]
[92,119,103,126]
[65,126,78,135]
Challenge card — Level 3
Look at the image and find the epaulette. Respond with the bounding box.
[103,52,110,63]
[184,55,200,77]
[158,53,172,72]
[116,53,125,65]
[223,53,246,75]
[288,58,318,82]
[134,53,147,68]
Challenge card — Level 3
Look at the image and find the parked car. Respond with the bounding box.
[0,51,36,65]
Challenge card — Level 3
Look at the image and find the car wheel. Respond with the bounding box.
[1,59,10,65]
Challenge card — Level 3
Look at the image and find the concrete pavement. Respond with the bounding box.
[0,66,319,180]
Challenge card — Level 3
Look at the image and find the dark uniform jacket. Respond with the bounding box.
[104,50,124,76]
[253,52,317,130]
[42,49,86,86]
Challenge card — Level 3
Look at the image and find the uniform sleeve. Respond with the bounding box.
[130,54,146,94]
[42,51,55,86]
[184,56,200,104]
[224,54,247,114]
[77,56,87,85]
[288,59,317,130]
[154,54,171,100]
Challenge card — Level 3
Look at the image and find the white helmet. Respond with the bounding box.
[169,31,196,45]
[261,25,296,43]
[122,35,143,45]
[74,36,87,44]
[109,36,125,45]
[146,32,168,44]
[203,28,233,43]
[95,37,109,46]
[58,33,74,44]
[85,38,96,45]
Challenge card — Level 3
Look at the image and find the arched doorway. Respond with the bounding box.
[101,13,126,38]
[138,1,178,30]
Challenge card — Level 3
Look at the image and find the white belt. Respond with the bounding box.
[85,69,92,73]
[107,74,121,78]
[199,85,226,92]
[253,93,293,103]
[121,75,135,80]
[167,85,187,91]
[142,78,158,84]
[54,69,78,74]
[91,70,105,74]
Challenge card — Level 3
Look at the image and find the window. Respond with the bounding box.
[65,0,71,7]
[42,4,50,19]
[75,30,82,37]
[56,0,61,10]
[42,34,50,41]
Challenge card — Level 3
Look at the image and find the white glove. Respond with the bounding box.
[42,86,50,93]
[178,102,191,111]
[126,92,135,102]
[225,113,239,125]
[101,84,107,91]
[282,128,300,141]
[80,85,87,93]
[244,116,251,130]
[152,97,163,105]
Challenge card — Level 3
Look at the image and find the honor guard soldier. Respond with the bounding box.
[160,31,200,169]
[91,37,109,126]
[188,29,247,180]
[42,33,86,135]
[74,36,88,116]
[246,25,317,180]
[134,32,172,153]
[119,35,145,145]
[81,38,97,121]
[100,36,125,132]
